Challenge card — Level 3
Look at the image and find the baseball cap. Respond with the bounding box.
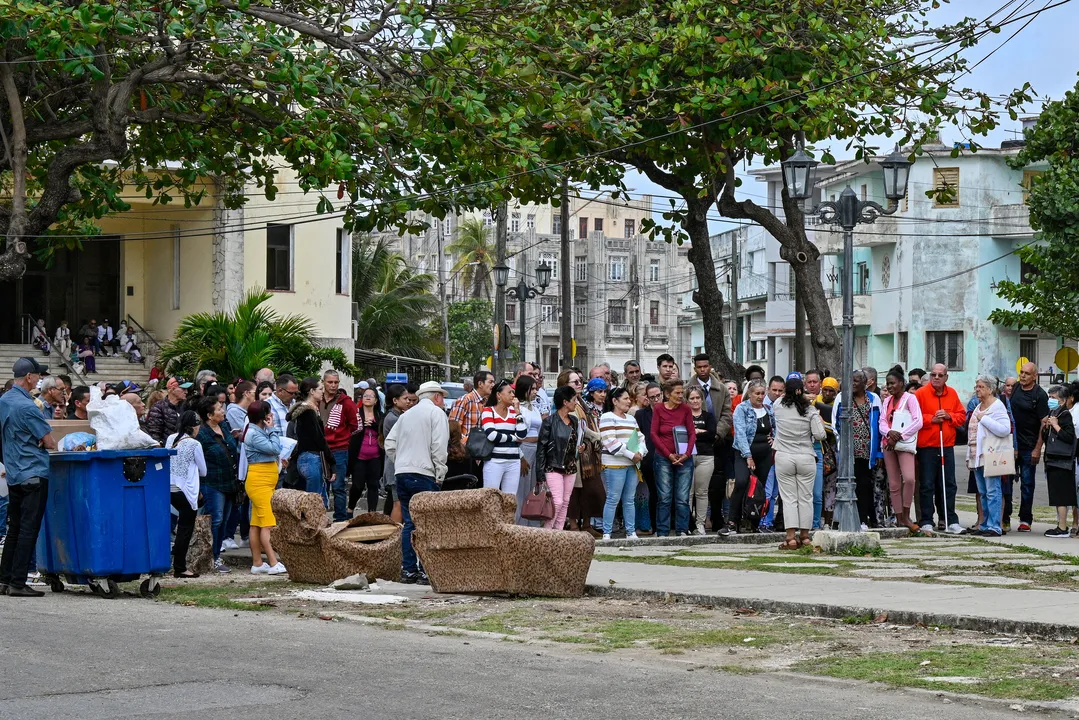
[166,376,194,390]
[786,371,803,382]
[115,380,141,395]
[585,377,609,393]
[13,357,48,378]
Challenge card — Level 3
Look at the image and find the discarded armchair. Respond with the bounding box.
[270,489,402,584]
[410,487,594,597]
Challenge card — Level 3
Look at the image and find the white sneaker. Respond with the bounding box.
[626,533,639,540]
[213,558,231,574]
[112,352,119,357]
[27,571,43,585]
[946,523,965,535]
[859,523,869,532]
[266,562,287,575]
[221,538,238,551]
[251,563,270,574]
[919,524,935,535]
[602,533,612,540]
[236,538,249,549]
[696,527,706,536]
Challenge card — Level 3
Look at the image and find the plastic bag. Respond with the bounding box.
[86,386,158,450]
[59,432,97,452]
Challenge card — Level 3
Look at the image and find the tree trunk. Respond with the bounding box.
[684,203,741,381]
[788,251,840,374]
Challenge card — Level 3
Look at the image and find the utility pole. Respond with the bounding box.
[559,177,573,369]
[631,255,641,363]
[730,230,739,363]
[493,203,508,379]
[437,222,450,381]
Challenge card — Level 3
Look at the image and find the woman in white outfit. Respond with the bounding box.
[167,410,206,578]
[772,373,826,550]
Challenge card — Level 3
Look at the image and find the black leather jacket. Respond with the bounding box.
[536,412,583,473]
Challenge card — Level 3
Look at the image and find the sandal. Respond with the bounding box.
[778,539,799,550]
[798,536,812,548]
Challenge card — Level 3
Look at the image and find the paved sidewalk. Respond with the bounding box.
[586,558,1079,637]
[957,509,1079,557]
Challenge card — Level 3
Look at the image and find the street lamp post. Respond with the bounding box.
[781,143,913,533]
[493,262,552,365]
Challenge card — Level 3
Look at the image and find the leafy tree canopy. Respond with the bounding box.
[445,298,493,373]
[990,79,1079,338]
[352,235,439,358]
[0,0,628,277]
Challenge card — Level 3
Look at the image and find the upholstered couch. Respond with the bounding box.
[410,488,594,597]
[270,489,402,584]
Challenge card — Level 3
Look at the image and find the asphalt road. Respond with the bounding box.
[0,592,1059,720]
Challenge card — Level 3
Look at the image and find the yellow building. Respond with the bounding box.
[1,168,354,362]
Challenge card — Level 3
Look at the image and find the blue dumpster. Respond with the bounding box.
[37,447,176,598]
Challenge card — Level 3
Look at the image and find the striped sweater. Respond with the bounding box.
[481,405,528,460]
[600,411,647,467]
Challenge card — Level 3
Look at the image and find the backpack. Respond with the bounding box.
[743,471,769,526]
[466,426,495,461]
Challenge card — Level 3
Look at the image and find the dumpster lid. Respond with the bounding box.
[51,447,178,461]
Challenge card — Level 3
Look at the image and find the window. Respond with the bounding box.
[860,184,868,201]
[482,210,494,228]
[1019,335,1038,366]
[552,214,562,236]
[855,261,869,295]
[1020,258,1037,285]
[539,252,558,280]
[510,211,520,233]
[335,229,350,294]
[526,213,535,231]
[898,331,908,366]
[624,219,636,238]
[266,224,293,291]
[594,218,604,233]
[608,256,627,281]
[855,336,868,368]
[649,258,660,283]
[506,301,516,323]
[926,331,964,371]
[608,299,627,325]
[578,217,589,239]
[575,304,587,325]
[1022,170,1043,202]
[540,299,559,323]
[932,167,960,207]
[575,256,587,282]
[649,300,660,326]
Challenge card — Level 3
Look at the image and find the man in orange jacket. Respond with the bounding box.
[914,364,967,534]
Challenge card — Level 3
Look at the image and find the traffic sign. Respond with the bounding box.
[571,338,577,359]
[1055,347,1079,373]
[1015,356,1030,374]
[385,373,408,385]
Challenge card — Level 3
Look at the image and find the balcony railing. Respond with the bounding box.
[607,323,632,336]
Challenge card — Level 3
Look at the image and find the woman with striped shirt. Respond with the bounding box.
[599,387,646,540]
[482,379,528,496]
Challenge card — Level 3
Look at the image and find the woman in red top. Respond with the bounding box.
[650,379,696,536]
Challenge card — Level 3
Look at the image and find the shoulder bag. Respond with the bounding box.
[466,426,495,461]
[889,395,918,454]
[981,431,1016,477]
[1044,410,1076,470]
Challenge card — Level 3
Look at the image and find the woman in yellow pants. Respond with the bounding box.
[242,400,287,575]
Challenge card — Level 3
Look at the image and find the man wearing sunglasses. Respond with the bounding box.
[914,364,967,535]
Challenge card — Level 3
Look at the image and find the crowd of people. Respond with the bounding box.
[28,317,144,372]
[0,347,1071,595]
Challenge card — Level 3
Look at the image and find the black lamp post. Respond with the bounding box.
[781,142,913,533]
[493,262,552,363]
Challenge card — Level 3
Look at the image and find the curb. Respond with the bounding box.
[585,583,1079,640]
[594,527,911,548]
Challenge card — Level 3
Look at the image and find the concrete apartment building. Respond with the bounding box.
[715,132,1053,397]
[384,192,694,375]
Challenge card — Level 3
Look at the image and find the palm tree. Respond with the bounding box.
[352,235,439,358]
[158,289,357,380]
[447,216,496,300]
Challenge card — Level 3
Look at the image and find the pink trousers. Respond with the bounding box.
[883,449,916,512]
[544,471,577,530]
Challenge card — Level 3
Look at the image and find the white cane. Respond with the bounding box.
[939,427,950,532]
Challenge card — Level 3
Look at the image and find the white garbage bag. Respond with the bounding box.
[86,386,158,450]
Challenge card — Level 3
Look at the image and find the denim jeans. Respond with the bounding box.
[916,446,958,527]
[331,448,349,522]
[199,486,234,562]
[974,466,1003,534]
[761,465,779,529]
[1016,449,1037,525]
[223,498,250,543]
[297,451,328,507]
[0,493,7,537]
[602,465,638,535]
[812,446,824,530]
[396,472,439,575]
[653,456,692,535]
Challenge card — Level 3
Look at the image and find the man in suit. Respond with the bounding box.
[685,353,734,534]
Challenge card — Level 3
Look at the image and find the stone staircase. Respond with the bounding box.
[0,344,154,385]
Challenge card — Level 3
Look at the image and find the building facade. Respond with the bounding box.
[381,193,693,376]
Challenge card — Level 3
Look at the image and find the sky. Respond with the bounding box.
[614,0,1079,235]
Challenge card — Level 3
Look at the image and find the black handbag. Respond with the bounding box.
[466,426,495,461]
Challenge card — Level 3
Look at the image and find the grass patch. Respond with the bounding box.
[457,610,531,635]
[158,584,275,612]
[539,619,832,654]
[802,646,1079,701]
[716,664,764,675]
[842,614,875,625]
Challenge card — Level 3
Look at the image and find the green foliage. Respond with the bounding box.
[447,299,493,372]
[447,218,496,300]
[157,288,358,380]
[352,235,439,358]
[990,81,1079,338]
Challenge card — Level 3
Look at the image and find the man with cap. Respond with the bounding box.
[0,358,57,596]
[384,381,449,585]
[145,376,192,444]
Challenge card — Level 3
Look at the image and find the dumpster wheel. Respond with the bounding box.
[139,577,161,599]
[42,573,64,593]
[90,578,120,599]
